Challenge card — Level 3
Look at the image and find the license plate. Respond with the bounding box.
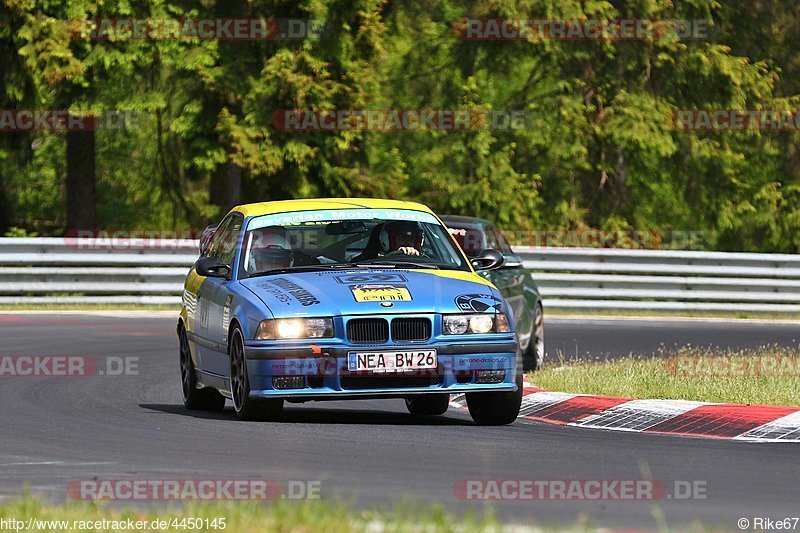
[347,350,437,373]
[351,285,412,302]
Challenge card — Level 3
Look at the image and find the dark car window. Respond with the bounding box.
[446,224,486,257]
[204,216,232,260]
[206,213,243,266]
[490,226,514,254]
[484,225,499,250]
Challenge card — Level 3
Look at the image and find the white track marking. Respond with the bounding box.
[452,389,799,442]
[0,461,116,467]
[519,391,577,417]
[734,410,800,442]
[570,399,709,432]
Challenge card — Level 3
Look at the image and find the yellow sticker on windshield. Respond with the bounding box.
[351,285,412,302]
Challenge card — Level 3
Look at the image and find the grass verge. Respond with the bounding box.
[0,496,498,533]
[0,494,720,533]
[530,346,800,406]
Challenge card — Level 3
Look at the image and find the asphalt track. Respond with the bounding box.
[0,313,798,529]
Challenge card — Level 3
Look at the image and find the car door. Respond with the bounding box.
[196,213,243,377]
[488,225,528,331]
[479,225,518,318]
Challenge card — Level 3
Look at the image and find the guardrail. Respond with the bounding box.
[516,247,800,313]
[0,238,195,305]
[0,238,799,312]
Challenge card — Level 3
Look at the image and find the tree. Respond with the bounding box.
[3,0,800,252]
[0,3,38,233]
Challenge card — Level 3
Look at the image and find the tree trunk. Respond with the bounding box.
[613,148,627,210]
[66,126,96,230]
[0,180,10,233]
[210,160,242,214]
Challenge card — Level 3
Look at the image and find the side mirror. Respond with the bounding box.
[471,249,504,271]
[195,256,231,279]
[199,224,217,255]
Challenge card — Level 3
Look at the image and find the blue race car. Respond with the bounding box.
[178,198,523,425]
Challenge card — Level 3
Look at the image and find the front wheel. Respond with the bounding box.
[465,370,523,426]
[405,394,450,416]
[522,304,545,371]
[179,324,225,412]
[229,327,283,421]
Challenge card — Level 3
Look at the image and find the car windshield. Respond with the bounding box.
[445,223,486,258]
[240,209,470,278]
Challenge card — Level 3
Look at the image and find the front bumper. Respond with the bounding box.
[243,338,518,399]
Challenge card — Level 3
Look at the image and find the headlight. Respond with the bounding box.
[304,318,333,338]
[469,314,494,334]
[443,315,469,335]
[277,319,304,339]
[255,318,334,340]
[443,313,510,335]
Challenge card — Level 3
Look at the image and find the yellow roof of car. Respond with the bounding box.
[231,198,436,218]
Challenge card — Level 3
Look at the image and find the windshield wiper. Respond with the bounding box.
[245,264,345,278]
[354,260,439,270]
[246,261,441,279]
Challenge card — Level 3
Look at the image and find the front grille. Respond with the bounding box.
[391,317,431,342]
[347,318,389,344]
[340,366,444,390]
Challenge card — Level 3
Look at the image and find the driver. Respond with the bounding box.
[247,227,293,272]
[379,220,423,256]
[352,220,425,262]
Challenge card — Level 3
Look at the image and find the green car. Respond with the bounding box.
[441,215,544,371]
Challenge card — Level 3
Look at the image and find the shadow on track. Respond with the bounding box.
[139,403,475,426]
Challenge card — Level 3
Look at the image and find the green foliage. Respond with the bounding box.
[3,226,38,237]
[2,0,799,251]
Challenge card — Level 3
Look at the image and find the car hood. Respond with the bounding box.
[239,268,502,317]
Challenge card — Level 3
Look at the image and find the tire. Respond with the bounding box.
[466,367,523,426]
[405,394,450,416]
[522,304,545,372]
[229,327,283,421]
[179,324,225,412]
